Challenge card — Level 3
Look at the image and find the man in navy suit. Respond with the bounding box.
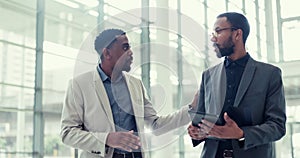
[188,12,286,158]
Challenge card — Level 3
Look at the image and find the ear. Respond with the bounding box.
[235,29,243,41]
[102,48,111,60]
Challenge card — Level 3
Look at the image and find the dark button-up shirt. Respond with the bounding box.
[97,65,138,153]
[215,53,250,158]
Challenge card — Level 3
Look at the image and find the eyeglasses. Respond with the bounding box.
[211,27,238,38]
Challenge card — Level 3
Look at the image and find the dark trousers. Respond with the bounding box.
[112,152,142,158]
[215,140,234,158]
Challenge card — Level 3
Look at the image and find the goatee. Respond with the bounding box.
[219,45,234,57]
[213,38,234,58]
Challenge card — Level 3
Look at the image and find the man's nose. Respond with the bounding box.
[127,50,133,56]
[210,36,217,42]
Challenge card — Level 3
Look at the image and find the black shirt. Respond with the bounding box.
[215,53,250,158]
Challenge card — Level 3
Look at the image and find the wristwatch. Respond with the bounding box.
[238,136,245,148]
[238,137,245,141]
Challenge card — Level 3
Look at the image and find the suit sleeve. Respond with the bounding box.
[192,72,207,147]
[60,79,109,157]
[234,67,286,150]
[141,80,191,136]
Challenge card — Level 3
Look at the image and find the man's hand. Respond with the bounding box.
[106,130,141,152]
[199,112,244,139]
[187,124,207,140]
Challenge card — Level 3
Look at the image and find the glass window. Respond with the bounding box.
[0,1,36,156]
[0,1,36,42]
[282,20,300,61]
[1,0,300,157]
[228,0,243,11]
[0,111,34,157]
[0,85,34,109]
[280,0,300,18]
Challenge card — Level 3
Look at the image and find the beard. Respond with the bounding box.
[114,57,133,73]
[214,37,235,58]
[123,56,133,72]
[123,63,132,72]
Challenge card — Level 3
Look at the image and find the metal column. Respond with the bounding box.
[33,0,45,157]
[242,0,246,14]
[176,2,184,158]
[97,0,105,32]
[225,0,229,12]
[255,0,262,60]
[276,0,284,62]
[265,0,276,62]
[141,0,151,95]
[203,0,209,68]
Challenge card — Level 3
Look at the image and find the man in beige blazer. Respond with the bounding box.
[60,28,196,158]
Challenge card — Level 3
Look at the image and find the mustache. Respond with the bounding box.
[128,56,133,61]
[213,43,220,48]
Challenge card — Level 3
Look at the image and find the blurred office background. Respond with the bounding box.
[0,0,299,157]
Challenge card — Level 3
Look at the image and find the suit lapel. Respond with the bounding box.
[93,70,115,130]
[123,74,149,154]
[233,57,256,107]
[123,73,143,119]
[206,62,226,115]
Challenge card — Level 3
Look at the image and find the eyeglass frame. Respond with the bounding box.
[211,27,238,38]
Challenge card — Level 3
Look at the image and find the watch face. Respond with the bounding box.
[238,137,245,141]
[238,137,245,148]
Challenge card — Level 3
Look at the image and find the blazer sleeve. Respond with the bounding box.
[191,72,207,147]
[235,67,286,150]
[60,79,109,157]
[141,80,191,136]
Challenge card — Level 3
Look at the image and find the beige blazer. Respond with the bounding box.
[60,68,191,158]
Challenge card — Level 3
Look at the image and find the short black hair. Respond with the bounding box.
[217,12,250,44]
[94,28,126,60]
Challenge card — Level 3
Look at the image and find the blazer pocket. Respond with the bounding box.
[244,90,264,98]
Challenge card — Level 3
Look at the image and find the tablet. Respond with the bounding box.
[188,110,224,127]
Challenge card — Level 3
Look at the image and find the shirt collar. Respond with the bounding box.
[225,53,250,67]
[97,64,123,83]
[97,64,110,82]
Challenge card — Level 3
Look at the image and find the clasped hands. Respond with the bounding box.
[188,112,244,140]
